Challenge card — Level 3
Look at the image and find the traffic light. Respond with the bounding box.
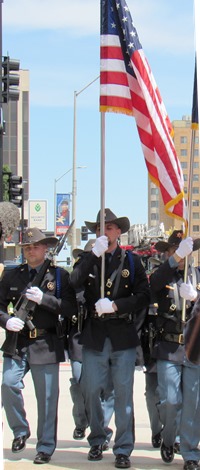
[81,225,88,241]
[2,56,20,103]
[9,175,23,207]
[66,257,71,266]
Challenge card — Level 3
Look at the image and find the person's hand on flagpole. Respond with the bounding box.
[175,237,193,259]
[92,236,108,257]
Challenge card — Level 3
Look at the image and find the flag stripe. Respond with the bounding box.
[100,0,186,223]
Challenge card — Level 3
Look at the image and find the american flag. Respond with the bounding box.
[100,0,186,223]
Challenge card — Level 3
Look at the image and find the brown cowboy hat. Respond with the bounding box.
[72,238,96,260]
[85,209,130,235]
[155,230,200,253]
[19,227,58,247]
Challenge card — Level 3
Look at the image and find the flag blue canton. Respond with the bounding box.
[101,0,142,76]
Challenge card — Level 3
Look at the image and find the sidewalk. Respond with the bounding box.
[1,350,183,469]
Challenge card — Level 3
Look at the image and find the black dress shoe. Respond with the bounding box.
[160,441,174,463]
[73,427,86,439]
[174,442,180,454]
[34,452,51,464]
[115,454,131,468]
[102,439,109,451]
[12,433,30,453]
[88,445,103,461]
[152,432,162,448]
[184,461,200,470]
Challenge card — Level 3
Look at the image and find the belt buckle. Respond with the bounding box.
[169,304,176,312]
[178,334,184,344]
[29,328,37,338]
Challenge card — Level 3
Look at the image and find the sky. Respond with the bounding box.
[2,0,196,246]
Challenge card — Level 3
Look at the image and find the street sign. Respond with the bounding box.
[28,200,47,230]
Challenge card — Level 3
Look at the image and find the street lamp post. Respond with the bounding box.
[71,75,99,255]
[54,166,86,236]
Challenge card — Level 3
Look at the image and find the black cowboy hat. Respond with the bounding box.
[72,239,96,259]
[85,209,130,235]
[155,230,200,253]
[19,227,58,247]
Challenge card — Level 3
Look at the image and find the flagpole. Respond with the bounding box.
[182,126,196,322]
[182,0,199,322]
[195,0,200,125]
[100,112,106,298]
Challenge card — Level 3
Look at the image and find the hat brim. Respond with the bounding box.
[193,238,200,251]
[72,248,83,259]
[155,238,200,253]
[154,241,173,252]
[19,237,58,247]
[85,217,130,235]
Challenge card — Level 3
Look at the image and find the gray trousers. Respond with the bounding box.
[2,354,59,455]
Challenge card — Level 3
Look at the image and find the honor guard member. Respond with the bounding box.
[0,227,77,465]
[149,230,200,470]
[70,209,150,469]
[69,239,114,448]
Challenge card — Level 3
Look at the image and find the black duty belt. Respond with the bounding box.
[163,333,184,345]
[90,311,131,321]
[20,328,56,339]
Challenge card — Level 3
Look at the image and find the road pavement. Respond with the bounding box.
[0,333,184,470]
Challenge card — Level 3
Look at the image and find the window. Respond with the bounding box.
[192,187,199,194]
[151,213,159,221]
[193,225,200,232]
[151,187,159,195]
[193,174,199,182]
[151,201,159,208]
[180,136,187,144]
[181,162,187,169]
[193,162,199,169]
[194,149,199,156]
[180,149,187,157]
[195,136,199,144]
[193,213,200,219]
[183,174,187,181]
[193,200,199,207]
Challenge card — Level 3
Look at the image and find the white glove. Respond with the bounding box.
[95,298,115,316]
[26,286,43,305]
[6,317,25,332]
[92,236,108,257]
[179,279,197,301]
[175,237,193,259]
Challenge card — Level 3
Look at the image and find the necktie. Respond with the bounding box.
[105,253,112,273]
[29,268,37,282]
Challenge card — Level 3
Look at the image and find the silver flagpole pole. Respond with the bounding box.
[100,112,106,298]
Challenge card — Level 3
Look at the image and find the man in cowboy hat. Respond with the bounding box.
[149,230,200,470]
[69,238,114,448]
[70,209,150,469]
[0,227,77,464]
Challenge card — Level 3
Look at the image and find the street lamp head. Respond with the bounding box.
[55,166,86,184]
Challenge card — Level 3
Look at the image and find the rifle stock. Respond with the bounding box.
[1,221,75,356]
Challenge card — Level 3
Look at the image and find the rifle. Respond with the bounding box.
[1,220,74,356]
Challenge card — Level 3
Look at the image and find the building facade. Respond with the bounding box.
[148,115,200,263]
[3,69,29,259]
